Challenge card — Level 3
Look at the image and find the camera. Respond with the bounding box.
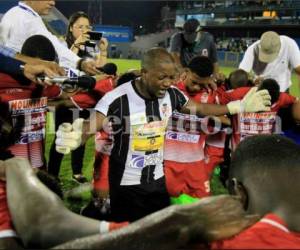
[84,31,102,48]
[87,31,102,41]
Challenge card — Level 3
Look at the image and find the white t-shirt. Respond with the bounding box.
[239,36,300,92]
[0,2,80,69]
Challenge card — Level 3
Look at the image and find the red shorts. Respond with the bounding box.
[204,145,224,176]
[164,160,210,198]
[0,182,16,238]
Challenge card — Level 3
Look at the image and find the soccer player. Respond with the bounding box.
[219,78,300,151]
[164,56,226,199]
[56,47,271,222]
[212,135,300,249]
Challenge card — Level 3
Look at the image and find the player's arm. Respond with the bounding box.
[15,53,65,78]
[5,158,101,248]
[2,157,258,250]
[180,87,271,116]
[53,195,258,250]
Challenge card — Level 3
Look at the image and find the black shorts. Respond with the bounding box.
[109,177,170,222]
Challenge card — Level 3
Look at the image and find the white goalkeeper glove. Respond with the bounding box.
[227,87,271,115]
[55,118,84,154]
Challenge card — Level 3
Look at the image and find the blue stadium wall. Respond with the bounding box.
[93,25,133,43]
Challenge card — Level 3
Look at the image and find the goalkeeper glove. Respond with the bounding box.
[55,118,84,154]
[227,87,271,115]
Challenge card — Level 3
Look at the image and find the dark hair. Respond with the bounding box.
[21,35,57,62]
[230,135,300,190]
[228,69,252,89]
[66,11,90,49]
[258,78,280,105]
[187,56,213,78]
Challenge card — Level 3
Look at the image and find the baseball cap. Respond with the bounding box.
[259,31,281,63]
[183,18,201,44]
[98,63,117,76]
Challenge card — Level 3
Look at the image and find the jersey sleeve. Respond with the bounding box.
[94,91,113,116]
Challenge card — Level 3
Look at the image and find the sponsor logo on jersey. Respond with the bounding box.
[166,131,200,143]
[130,155,145,168]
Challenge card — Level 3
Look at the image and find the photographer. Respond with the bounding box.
[47,12,109,183]
[65,11,108,68]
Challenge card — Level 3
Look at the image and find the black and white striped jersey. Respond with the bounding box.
[95,81,188,186]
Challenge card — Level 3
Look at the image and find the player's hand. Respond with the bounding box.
[174,195,259,242]
[55,118,84,154]
[80,59,101,75]
[24,62,65,84]
[242,87,271,112]
[73,33,90,48]
[227,87,271,114]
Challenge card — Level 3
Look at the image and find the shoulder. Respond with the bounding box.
[3,5,33,19]
[247,41,259,51]
[281,35,298,48]
[167,86,189,102]
[102,81,132,101]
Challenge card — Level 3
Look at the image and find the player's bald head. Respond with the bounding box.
[141,47,175,71]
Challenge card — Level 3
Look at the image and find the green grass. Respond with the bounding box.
[46,59,300,211]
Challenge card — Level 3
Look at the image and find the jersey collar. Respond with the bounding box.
[18,2,39,17]
[261,213,289,233]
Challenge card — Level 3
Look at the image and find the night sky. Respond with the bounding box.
[56,1,176,33]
